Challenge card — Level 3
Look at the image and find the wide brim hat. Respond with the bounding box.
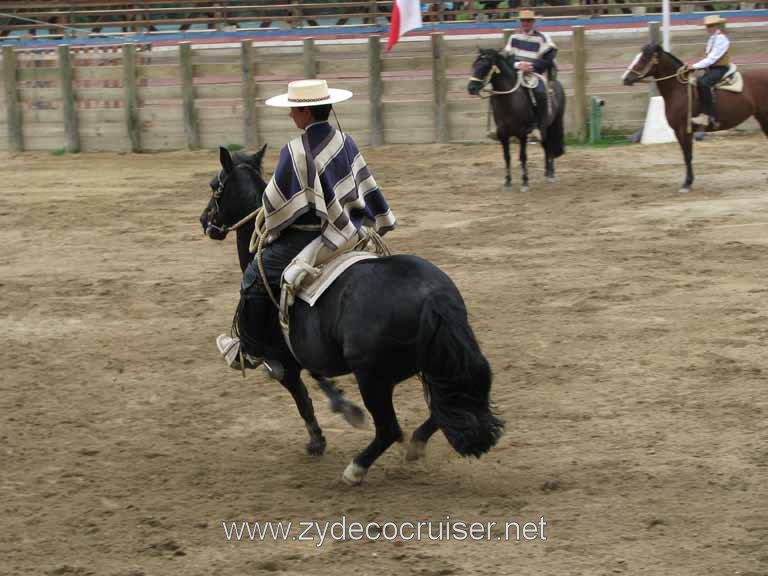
[703,14,726,26]
[265,79,353,108]
[518,9,538,19]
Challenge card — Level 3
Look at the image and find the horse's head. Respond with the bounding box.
[200,144,267,240]
[468,48,500,96]
[622,43,665,86]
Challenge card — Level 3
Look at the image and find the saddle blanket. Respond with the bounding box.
[716,71,743,93]
[288,251,379,307]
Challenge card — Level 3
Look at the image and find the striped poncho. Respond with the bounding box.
[263,121,396,250]
[503,30,557,64]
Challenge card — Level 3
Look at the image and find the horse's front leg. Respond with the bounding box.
[311,374,367,429]
[676,127,694,193]
[501,137,512,189]
[280,364,326,456]
[519,135,529,192]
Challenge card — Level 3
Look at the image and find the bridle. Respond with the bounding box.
[625,51,689,84]
[205,163,263,238]
[469,53,522,97]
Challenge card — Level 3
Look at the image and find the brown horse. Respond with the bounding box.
[622,43,768,193]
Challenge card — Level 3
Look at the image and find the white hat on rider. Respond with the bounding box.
[265,79,353,108]
[702,14,726,26]
[518,9,537,19]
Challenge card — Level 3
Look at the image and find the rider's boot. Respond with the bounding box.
[529,87,548,141]
[217,295,267,371]
[216,334,263,371]
[692,84,718,129]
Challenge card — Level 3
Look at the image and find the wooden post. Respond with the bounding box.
[431,33,449,143]
[3,46,22,152]
[367,0,378,24]
[122,44,140,152]
[572,26,587,143]
[179,42,199,150]
[648,22,660,97]
[503,28,514,47]
[58,46,80,153]
[368,35,383,146]
[241,40,256,149]
[290,0,302,28]
[303,37,317,78]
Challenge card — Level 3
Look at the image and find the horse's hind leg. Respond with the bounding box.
[406,416,438,461]
[281,365,326,456]
[756,112,768,138]
[343,376,403,485]
[519,136,529,192]
[501,138,512,189]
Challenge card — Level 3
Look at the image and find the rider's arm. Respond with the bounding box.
[533,48,557,74]
[691,33,729,69]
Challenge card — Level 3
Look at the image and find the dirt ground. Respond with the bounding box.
[1,133,767,576]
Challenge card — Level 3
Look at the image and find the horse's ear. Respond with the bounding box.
[252,143,267,173]
[219,146,234,174]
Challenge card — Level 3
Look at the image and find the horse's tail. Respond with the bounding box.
[417,293,504,457]
[544,83,566,159]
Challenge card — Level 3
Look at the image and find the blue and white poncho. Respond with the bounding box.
[263,121,396,250]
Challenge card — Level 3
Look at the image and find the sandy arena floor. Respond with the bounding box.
[1,134,767,576]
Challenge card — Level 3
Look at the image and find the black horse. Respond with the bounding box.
[199,146,504,484]
[468,48,566,191]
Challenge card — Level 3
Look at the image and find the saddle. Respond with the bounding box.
[688,64,743,93]
[278,229,388,355]
[715,64,742,93]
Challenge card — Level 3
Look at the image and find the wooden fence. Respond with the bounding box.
[0,0,761,38]
[0,22,766,152]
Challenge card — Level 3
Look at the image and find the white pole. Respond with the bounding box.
[662,0,671,50]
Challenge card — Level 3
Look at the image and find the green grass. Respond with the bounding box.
[225,143,244,152]
[51,147,66,156]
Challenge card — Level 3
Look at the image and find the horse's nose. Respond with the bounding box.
[467,82,478,95]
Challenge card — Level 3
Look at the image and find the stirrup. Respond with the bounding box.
[691,113,711,126]
[216,334,262,371]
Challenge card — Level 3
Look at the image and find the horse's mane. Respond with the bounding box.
[643,42,685,69]
[232,149,265,177]
[479,48,517,79]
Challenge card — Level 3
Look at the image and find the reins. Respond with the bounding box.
[469,60,522,98]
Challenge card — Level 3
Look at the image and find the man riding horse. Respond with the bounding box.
[216,79,397,371]
[686,14,730,129]
[489,9,557,140]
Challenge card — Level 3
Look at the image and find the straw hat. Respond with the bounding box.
[265,79,353,108]
[518,9,537,20]
[703,14,726,26]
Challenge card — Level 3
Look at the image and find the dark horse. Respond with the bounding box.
[467,48,566,191]
[199,146,504,484]
[623,43,768,193]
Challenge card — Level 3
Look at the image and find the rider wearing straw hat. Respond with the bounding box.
[686,14,730,128]
[216,79,397,370]
[500,9,557,138]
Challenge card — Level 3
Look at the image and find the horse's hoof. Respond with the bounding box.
[547,177,556,184]
[342,461,367,485]
[306,436,326,456]
[520,185,529,193]
[504,181,512,190]
[405,440,427,462]
[337,400,367,429]
[679,186,691,194]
